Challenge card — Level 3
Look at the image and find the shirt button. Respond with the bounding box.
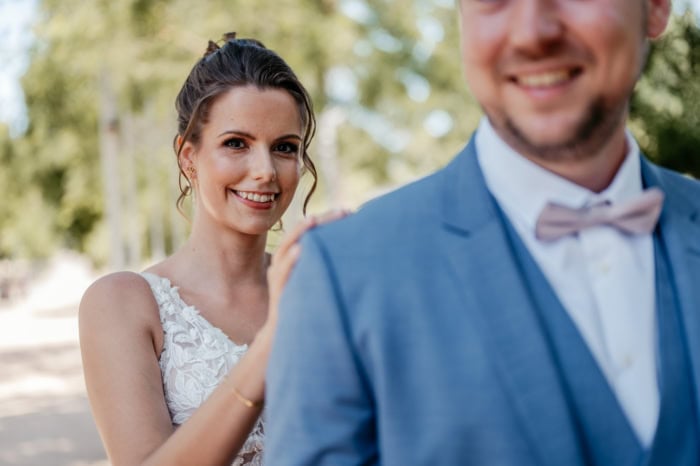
[620,355,634,370]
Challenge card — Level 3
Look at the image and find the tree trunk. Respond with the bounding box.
[316,105,346,208]
[98,69,125,270]
[122,112,142,268]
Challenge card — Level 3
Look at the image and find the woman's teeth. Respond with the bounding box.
[235,191,276,203]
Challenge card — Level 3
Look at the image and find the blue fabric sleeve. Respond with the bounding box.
[264,231,376,466]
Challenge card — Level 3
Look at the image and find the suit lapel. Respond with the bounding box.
[439,140,584,466]
[642,159,700,425]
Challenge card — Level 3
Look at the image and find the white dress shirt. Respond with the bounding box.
[475,118,659,446]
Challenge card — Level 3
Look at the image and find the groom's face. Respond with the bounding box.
[458,0,671,161]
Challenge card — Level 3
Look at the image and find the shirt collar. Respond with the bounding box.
[475,117,643,232]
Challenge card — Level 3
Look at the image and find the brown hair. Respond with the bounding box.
[174,32,317,215]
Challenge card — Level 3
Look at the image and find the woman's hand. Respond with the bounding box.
[265,209,351,331]
[235,210,351,415]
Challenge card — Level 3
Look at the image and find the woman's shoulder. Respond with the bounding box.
[81,271,154,305]
[79,271,161,333]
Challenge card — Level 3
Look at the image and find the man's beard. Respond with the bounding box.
[496,96,627,163]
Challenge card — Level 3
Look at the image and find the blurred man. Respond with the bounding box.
[266,1,700,464]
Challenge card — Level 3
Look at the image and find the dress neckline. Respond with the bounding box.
[141,271,249,350]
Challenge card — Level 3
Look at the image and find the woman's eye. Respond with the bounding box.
[275,142,300,155]
[224,138,246,149]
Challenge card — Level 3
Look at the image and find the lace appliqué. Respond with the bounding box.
[140,272,264,466]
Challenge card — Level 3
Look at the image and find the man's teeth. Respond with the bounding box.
[518,70,571,88]
[236,191,276,203]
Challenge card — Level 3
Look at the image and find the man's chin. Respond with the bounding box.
[512,113,581,140]
[495,94,627,162]
[499,118,583,158]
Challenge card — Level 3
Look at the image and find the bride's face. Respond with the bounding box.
[182,85,303,235]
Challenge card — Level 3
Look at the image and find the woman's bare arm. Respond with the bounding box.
[80,211,349,465]
[80,272,266,466]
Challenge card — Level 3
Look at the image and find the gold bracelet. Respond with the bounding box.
[232,387,264,409]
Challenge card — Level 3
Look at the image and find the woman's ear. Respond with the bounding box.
[178,138,197,179]
[646,0,671,39]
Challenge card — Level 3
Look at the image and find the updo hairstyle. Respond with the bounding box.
[174,32,317,215]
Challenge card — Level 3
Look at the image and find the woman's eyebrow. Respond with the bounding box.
[217,129,255,139]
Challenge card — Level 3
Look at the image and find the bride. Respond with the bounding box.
[79,34,346,465]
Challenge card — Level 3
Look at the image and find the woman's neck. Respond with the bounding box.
[169,219,270,295]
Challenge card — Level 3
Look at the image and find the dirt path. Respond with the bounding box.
[0,257,108,465]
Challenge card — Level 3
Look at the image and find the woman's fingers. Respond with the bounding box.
[313,208,352,226]
[266,209,352,329]
[269,209,351,297]
[268,244,301,296]
[272,209,352,263]
[266,243,301,325]
[272,217,315,262]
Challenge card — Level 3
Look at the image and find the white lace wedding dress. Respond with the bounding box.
[141,272,264,466]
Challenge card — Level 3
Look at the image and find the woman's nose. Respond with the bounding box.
[249,149,277,182]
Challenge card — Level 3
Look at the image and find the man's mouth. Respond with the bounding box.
[512,68,582,88]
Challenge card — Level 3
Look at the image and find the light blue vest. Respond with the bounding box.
[501,213,699,466]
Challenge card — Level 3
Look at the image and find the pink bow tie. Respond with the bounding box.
[535,188,664,242]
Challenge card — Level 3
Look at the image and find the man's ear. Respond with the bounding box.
[646,0,672,39]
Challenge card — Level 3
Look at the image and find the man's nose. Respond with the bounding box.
[509,0,564,56]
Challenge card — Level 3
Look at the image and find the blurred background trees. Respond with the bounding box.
[631,10,700,179]
[1,0,699,269]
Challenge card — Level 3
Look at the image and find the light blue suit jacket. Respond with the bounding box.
[264,140,700,465]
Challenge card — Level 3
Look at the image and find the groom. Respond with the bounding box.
[266,0,700,464]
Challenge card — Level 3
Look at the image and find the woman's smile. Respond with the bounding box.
[229,189,279,209]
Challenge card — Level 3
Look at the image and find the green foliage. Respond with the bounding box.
[631,10,700,178]
[321,0,477,196]
[2,1,700,263]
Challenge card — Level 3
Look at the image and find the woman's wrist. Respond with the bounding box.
[252,320,276,355]
[231,385,264,409]
[226,325,273,403]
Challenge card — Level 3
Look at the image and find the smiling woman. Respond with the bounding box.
[78,34,348,466]
[179,86,304,235]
